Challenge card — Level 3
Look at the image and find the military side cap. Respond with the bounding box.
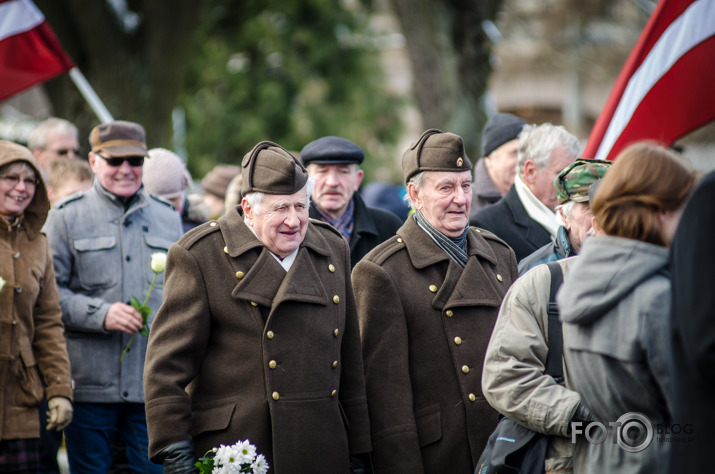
[241,141,308,197]
[402,129,472,184]
[481,113,526,157]
[90,120,147,157]
[555,158,612,205]
[300,136,364,166]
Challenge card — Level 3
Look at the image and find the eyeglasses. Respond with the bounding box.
[98,154,145,167]
[45,148,81,156]
[0,174,38,188]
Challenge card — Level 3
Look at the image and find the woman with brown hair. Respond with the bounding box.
[0,140,73,473]
[556,142,696,474]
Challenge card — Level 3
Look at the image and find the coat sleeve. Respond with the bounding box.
[32,239,73,401]
[144,242,212,460]
[352,258,424,474]
[482,263,580,437]
[338,238,372,455]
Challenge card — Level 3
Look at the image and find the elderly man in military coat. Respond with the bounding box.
[352,129,518,473]
[144,141,371,473]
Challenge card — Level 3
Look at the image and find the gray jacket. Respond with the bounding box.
[558,236,673,474]
[44,180,182,403]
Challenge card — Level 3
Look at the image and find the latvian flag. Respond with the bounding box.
[583,0,715,161]
[0,0,74,102]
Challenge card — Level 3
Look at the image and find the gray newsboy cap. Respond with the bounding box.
[241,141,308,197]
[300,136,364,166]
[402,129,472,184]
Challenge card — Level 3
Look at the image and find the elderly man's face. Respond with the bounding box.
[243,187,309,258]
[527,145,576,211]
[563,201,593,253]
[409,170,472,238]
[34,130,80,172]
[307,163,363,219]
[89,152,144,198]
[484,138,519,196]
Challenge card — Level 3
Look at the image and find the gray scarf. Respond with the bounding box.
[413,211,469,267]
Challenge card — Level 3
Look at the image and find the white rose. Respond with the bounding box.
[150,253,167,273]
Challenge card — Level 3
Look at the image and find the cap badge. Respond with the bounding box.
[456,157,464,167]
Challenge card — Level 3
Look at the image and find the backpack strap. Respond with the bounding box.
[544,261,564,383]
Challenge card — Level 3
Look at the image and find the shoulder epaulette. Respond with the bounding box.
[364,234,406,265]
[54,192,85,209]
[470,226,510,248]
[179,220,222,248]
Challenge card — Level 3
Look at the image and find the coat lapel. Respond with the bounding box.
[401,218,504,311]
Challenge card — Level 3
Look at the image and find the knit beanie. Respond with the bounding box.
[481,113,527,157]
[144,148,191,200]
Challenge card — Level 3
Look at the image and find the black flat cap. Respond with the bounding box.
[300,136,364,166]
[481,113,526,157]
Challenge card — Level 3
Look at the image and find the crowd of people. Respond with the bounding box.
[0,114,711,474]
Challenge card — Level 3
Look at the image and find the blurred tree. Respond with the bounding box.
[36,0,204,150]
[180,0,405,181]
[38,0,404,182]
[387,0,504,160]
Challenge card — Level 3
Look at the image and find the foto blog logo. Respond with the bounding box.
[571,412,654,453]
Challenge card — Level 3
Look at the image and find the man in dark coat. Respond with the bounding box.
[144,141,371,473]
[352,129,518,473]
[669,169,715,474]
[471,123,579,262]
[301,136,403,268]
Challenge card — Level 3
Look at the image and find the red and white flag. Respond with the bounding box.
[583,0,715,161]
[0,0,74,102]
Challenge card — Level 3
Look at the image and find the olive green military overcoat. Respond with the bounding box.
[352,217,517,473]
[144,207,370,473]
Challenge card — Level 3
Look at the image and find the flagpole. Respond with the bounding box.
[68,67,114,123]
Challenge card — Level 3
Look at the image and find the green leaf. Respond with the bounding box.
[139,327,149,337]
[130,295,142,310]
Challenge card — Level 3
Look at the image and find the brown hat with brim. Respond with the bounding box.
[402,129,472,184]
[90,121,148,157]
[241,141,309,197]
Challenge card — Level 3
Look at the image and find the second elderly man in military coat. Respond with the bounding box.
[143,142,371,473]
[352,129,518,473]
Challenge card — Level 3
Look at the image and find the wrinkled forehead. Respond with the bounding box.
[425,170,472,185]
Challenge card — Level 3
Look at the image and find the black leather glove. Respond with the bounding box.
[572,402,594,424]
[155,440,196,474]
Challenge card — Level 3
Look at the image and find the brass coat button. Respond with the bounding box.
[469,393,476,402]
[209,222,217,227]
[397,237,403,243]
[331,390,337,397]
[236,271,244,279]
[272,392,279,400]
[497,274,503,282]
[269,360,277,369]
[333,295,340,304]
[462,365,470,374]
[334,329,339,337]
[266,331,274,339]
[429,285,437,293]
[328,264,335,272]
[251,301,258,306]
[446,310,454,317]
[332,360,338,368]
[454,337,462,345]
[224,246,229,254]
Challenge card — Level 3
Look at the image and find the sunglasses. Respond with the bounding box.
[98,154,145,167]
[47,148,81,156]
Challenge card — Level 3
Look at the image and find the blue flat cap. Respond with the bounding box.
[300,136,364,166]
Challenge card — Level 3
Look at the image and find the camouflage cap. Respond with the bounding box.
[555,158,612,205]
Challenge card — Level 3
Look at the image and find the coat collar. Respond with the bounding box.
[309,193,380,242]
[219,207,331,309]
[398,217,503,309]
[503,185,549,248]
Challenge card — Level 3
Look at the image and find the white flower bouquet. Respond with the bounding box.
[195,439,269,474]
